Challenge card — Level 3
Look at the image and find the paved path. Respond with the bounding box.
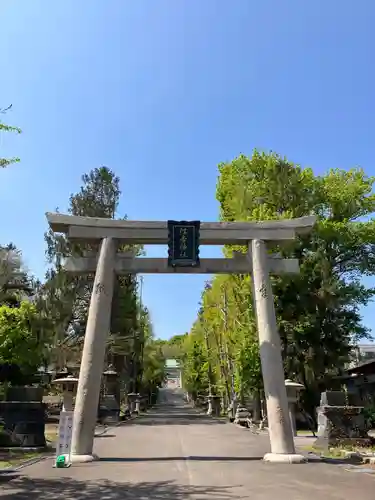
[1,389,374,499]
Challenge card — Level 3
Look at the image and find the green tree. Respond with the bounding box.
[138,312,166,396]
[160,333,188,360]
[44,166,147,403]
[0,302,44,370]
[0,244,34,307]
[183,336,209,402]
[0,105,21,168]
[217,150,375,410]
[44,167,125,365]
[186,150,375,418]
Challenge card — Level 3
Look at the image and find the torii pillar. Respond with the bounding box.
[70,237,116,462]
[251,239,306,463]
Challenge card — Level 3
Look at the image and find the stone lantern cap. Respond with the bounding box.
[285,379,304,403]
[128,392,140,401]
[285,379,304,389]
[52,375,79,387]
[103,364,117,376]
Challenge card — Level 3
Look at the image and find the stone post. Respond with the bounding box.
[128,392,137,413]
[285,379,304,437]
[63,392,73,412]
[135,395,141,414]
[70,237,116,463]
[212,395,221,417]
[207,395,213,415]
[290,403,297,436]
[250,239,306,463]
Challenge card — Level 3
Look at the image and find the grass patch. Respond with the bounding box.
[301,445,350,460]
[0,450,41,469]
[301,444,375,460]
[297,430,315,436]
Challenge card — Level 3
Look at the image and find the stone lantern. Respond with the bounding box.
[52,375,79,411]
[284,379,304,437]
[207,394,221,416]
[100,365,120,423]
[128,392,140,414]
[103,365,118,399]
[135,394,141,414]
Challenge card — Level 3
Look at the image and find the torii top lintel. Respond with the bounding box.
[45,213,316,246]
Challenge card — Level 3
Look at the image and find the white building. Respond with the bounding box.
[165,359,182,388]
[349,343,375,368]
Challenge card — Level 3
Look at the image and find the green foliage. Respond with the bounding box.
[44,167,128,363]
[158,333,188,360]
[184,149,375,414]
[364,405,375,428]
[141,338,166,391]
[0,106,21,168]
[183,338,209,399]
[0,162,158,396]
[68,166,121,219]
[0,302,43,369]
[233,327,261,397]
[0,244,35,307]
[43,166,151,399]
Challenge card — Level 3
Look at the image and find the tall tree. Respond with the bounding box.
[0,244,33,307]
[44,166,146,403]
[184,150,375,418]
[43,167,122,365]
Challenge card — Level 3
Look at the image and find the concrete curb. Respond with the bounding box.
[298,452,375,466]
[0,451,53,475]
[95,415,138,435]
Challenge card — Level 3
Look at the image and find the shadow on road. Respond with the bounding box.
[99,455,262,462]
[93,434,117,438]
[0,476,239,500]
[130,414,227,426]
[132,399,227,426]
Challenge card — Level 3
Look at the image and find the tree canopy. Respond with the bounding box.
[180,150,375,415]
[41,165,164,396]
[0,302,44,370]
[0,164,165,397]
[1,145,374,417]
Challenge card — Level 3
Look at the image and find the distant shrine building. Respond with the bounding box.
[165,359,182,388]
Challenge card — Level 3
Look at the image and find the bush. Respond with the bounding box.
[363,405,375,428]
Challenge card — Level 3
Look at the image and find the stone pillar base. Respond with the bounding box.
[68,453,99,464]
[263,453,307,464]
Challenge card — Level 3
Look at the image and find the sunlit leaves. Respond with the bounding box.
[185,149,375,413]
[0,302,43,368]
[0,105,21,168]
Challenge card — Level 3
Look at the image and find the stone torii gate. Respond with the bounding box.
[46,213,316,464]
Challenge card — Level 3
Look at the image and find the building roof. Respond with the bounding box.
[358,344,375,353]
[165,359,180,368]
[347,358,375,375]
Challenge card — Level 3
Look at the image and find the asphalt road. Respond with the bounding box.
[1,388,374,499]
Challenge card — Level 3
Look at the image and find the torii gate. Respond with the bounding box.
[46,213,316,464]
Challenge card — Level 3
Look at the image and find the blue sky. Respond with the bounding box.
[1,0,375,340]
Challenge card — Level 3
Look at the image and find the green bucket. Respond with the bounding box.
[55,455,68,468]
